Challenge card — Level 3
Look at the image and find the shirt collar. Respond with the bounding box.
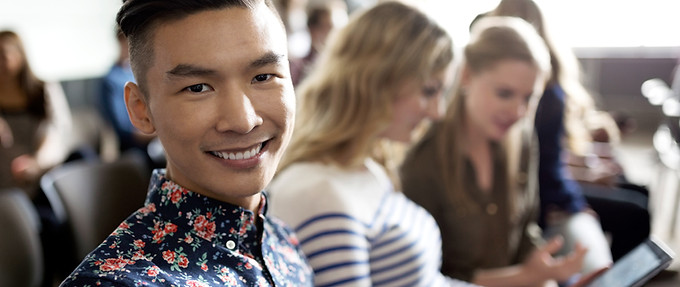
[144,169,267,255]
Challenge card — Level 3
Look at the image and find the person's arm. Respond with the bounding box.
[294,211,372,286]
[36,81,72,168]
[473,265,555,287]
[269,169,373,287]
[473,237,586,287]
[535,85,587,218]
[12,82,72,184]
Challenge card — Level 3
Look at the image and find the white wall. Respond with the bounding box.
[0,0,121,81]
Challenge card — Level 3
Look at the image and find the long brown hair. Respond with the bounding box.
[432,16,550,216]
[0,30,47,119]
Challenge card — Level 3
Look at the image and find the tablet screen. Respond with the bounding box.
[587,239,673,287]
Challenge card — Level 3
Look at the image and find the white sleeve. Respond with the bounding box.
[269,169,373,287]
[35,82,73,169]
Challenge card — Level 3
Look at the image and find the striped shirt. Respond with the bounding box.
[268,159,477,287]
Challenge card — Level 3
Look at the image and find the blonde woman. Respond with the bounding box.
[401,17,589,287]
[267,2,478,286]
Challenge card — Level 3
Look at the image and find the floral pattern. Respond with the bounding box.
[60,169,313,287]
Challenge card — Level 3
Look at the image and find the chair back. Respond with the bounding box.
[40,150,150,262]
[0,188,44,287]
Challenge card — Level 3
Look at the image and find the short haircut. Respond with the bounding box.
[116,0,280,96]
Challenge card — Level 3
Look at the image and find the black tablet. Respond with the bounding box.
[586,237,675,287]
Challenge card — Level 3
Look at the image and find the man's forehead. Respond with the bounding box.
[149,5,287,71]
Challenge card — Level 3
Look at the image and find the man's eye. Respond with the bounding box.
[252,74,273,83]
[184,84,210,93]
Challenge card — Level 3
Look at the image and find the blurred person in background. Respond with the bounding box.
[401,16,588,287]
[268,2,478,286]
[273,0,310,59]
[289,0,347,86]
[0,30,72,198]
[489,0,650,263]
[98,25,154,155]
[0,31,75,285]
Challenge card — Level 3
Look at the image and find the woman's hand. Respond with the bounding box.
[522,236,588,283]
[11,154,41,184]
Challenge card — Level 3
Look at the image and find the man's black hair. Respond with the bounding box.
[116,0,280,95]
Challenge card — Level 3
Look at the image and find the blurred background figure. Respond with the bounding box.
[488,0,650,264]
[268,2,467,285]
[0,31,77,286]
[274,0,311,59]
[98,26,154,156]
[488,0,612,274]
[401,16,586,287]
[0,30,72,198]
[289,0,348,86]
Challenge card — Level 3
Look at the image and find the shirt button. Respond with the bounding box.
[226,240,236,250]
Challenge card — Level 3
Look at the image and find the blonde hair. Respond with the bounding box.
[490,0,620,154]
[433,16,550,215]
[279,1,453,171]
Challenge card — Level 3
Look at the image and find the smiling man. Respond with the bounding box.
[59,0,313,286]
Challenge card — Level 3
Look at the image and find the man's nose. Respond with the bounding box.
[215,87,263,134]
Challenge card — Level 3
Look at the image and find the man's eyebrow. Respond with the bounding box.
[249,52,286,69]
[166,64,218,78]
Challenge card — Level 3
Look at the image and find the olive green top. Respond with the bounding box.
[400,123,541,282]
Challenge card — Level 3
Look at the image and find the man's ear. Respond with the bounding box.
[125,82,156,134]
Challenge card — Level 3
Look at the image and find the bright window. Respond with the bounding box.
[423,0,680,48]
[1,0,678,81]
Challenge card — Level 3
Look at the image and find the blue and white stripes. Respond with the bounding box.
[268,159,477,287]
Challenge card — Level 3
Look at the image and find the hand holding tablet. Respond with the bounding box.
[583,237,674,287]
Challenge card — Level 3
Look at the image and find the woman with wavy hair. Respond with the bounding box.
[401,16,589,287]
[267,2,477,286]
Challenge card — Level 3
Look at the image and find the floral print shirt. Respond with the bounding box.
[60,169,313,287]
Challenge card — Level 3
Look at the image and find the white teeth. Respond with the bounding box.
[212,144,262,160]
